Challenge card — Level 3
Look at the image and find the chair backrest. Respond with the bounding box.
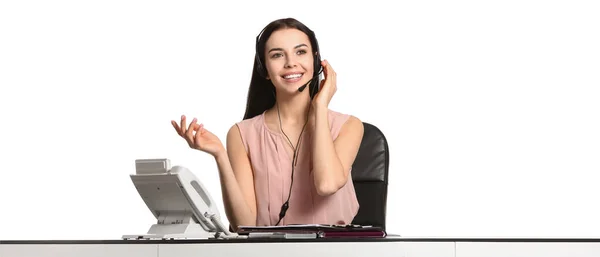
[350,122,390,230]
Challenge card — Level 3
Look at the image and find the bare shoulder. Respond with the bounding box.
[226,122,254,177]
[340,114,364,137]
[344,115,363,130]
[227,123,240,137]
[226,123,244,150]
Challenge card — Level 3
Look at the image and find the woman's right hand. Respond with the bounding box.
[171,115,225,157]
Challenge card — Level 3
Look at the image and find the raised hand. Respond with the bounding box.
[171,115,224,157]
[312,59,337,109]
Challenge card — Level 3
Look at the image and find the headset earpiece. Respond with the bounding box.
[255,53,265,78]
[310,49,322,99]
[255,29,268,79]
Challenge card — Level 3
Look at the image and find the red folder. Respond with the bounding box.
[318,230,386,238]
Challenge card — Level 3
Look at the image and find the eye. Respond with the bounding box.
[270,53,283,59]
[296,49,307,55]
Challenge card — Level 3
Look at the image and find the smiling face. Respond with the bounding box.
[264,28,315,95]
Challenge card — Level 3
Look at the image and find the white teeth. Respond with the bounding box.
[284,74,302,79]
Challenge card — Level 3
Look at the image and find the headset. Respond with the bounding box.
[255,27,323,98]
[254,25,323,225]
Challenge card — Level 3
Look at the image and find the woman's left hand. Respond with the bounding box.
[312,59,337,110]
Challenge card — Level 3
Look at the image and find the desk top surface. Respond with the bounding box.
[3,237,600,244]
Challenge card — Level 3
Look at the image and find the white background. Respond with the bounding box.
[1,0,599,240]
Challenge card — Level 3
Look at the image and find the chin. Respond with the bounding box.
[275,82,302,91]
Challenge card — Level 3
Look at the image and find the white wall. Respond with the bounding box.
[1,0,599,240]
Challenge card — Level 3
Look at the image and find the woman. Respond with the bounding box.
[171,18,364,230]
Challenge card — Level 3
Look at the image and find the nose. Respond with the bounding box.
[284,54,298,68]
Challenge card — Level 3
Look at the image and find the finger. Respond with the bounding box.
[193,123,202,133]
[323,60,336,88]
[321,60,328,78]
[187,117,197,132]
[187,124,201,147]
[325,60,336,78]
[180,115,187,134]
[331,63,336,85]
[171,120,182,135]
[195,124,204,141]
[185,118,197,142]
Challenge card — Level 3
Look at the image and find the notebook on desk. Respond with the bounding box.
[237,224,386,238]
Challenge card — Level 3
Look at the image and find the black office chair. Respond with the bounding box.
[350,122,390,230]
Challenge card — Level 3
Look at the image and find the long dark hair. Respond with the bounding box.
[242,18,322,120]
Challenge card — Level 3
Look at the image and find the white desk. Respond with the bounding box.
[2,237,600,257]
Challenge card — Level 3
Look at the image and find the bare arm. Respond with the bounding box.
[215,124,257,230]
[311,108,364,196]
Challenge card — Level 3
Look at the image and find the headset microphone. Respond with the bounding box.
[297,83,309,92]
[297,68,323,92]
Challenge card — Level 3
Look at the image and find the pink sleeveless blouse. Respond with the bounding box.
[235,109,359,226]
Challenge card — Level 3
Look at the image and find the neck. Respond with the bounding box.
[273,91,311,124]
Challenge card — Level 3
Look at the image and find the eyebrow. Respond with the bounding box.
[267,43,308,53]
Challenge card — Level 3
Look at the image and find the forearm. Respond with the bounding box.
[213,150,256,229]
[311,107,346,196]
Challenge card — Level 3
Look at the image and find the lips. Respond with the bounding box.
[281,72,304,83]
[283,73,303,79]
